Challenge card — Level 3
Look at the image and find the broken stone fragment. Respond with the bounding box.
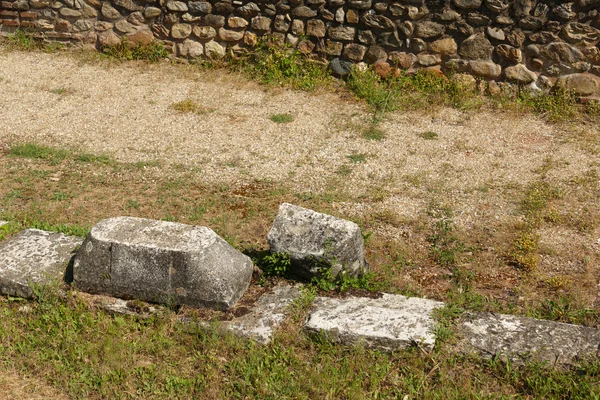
[267,203,368,279]
[73,217,253,310]
[305,294,445,351]
[459,312,600,364]
[0,229,82,298]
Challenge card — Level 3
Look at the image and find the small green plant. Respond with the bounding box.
[4,29,40,51]
[101,41,169,63]
[347,153,367,163]
[49,87,70,95]
[255,252,291,279]
[419,131,439,140]
[170,99,214,115]
[363,126,386,141]
[76,153,112,164]
[427,206,465,267]
[270,113,294,124]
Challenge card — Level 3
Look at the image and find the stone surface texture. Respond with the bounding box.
[460,312,600,364]
[219,284,302,343]
[0,229,82,298]
[2,0,599,88]
[73,216,253,310]
[267,203,368,278]
[304,294,444,351]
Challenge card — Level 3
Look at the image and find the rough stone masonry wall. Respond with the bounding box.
[1,0,600,87]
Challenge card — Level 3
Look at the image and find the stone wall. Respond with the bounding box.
[1,0,600,87]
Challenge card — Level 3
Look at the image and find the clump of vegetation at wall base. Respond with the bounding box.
[228,40,333,91]
[101,41,169,63]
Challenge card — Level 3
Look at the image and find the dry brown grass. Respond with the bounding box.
[0,369,69,400]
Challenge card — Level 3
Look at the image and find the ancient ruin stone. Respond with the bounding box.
[504,64,537,83]
[178,38,203,57]
[496,44,522,63]
[73,217,253,310]
[460,312,600,364]
[414,21,445,38]
[171,23,192,39]
[166,1,188,12]
[328,25,355,41]
[100,2,120,20]
[364,45,387,64]
[459,33,494,60]
[541,42,584,63]
[306,19,325,37]
[0,229,82,298]
[127,29,154,46]
[469,60,502,79]
[251,16,271,31]
[555,73,600,96]
[454,0,482,9]
[267,203,368,278]
[429,38,457,56]
[218,27,244,41]
[188,1,212,14]
[193,25,216,40]
[144,6,161,18]
[561,22,600,46]
[305,294,445,351]
[343,43,367,61]
[329,57,353,77]
[360,14,395,30]
[291,6,317,18]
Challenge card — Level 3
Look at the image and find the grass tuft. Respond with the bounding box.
[270,113,294,124]
[100,41,169,63]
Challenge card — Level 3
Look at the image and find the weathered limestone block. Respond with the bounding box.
[73,217,253,310]
[305,294,445,351]
[267,203,368,278]
[0,229,82,298]
[460,312,600,364]
[219,284,302,344]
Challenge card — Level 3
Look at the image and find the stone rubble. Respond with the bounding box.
[1,0,599,90]
[0,229,82,298]
[304,294,445,352]
[267,203,368,279]
[460,312,600,364]
[73,216,253,310]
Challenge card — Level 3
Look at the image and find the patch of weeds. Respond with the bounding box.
[519,87,578,123]
[311,267,384,293]
[125,199,141,211]
[346,153,367,163]
[170,99,214,115]
[528,296,600,326]
[363,126,386,141]
[427,206,465,268]
[509,181,561,272]
[270,113,294,124]
[3,29,41,51]
[335,164,353,176]
[347,68,398,114]
[101,41,169,63]
[228,40,333,91]
[76,153,112,164]
[10,143,70,164]
[419,131,439,140]
[17,219,90,237]
[544,275,573,291]
[48,87,71,95]
[432,304,463,344]
[446,267,489,311]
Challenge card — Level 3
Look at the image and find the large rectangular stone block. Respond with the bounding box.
[0,229,82,298]
[304,294,444,351]
[73,217,253,310]
[267,203,368,279]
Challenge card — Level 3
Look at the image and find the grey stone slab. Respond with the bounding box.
[219,284,302,344]
[73,216,253,310]
[304,294,445,351]
[267,203,368,279]
[0,229,82,298]
[460,312,600,364]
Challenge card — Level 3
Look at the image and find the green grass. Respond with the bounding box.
[270,113,294,124]
[1,284,599,399]
[419,131,439,140]
[10,143,113,166]
[100,41,169,63]
[227,40,333,91]
[363,126,386,141]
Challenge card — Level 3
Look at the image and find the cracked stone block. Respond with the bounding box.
[267,203,368,279]
[304,294,445,351]
[0,229,82,298]
[73,216,253,310]
[460,312,600,364]
[219,284,302,344]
